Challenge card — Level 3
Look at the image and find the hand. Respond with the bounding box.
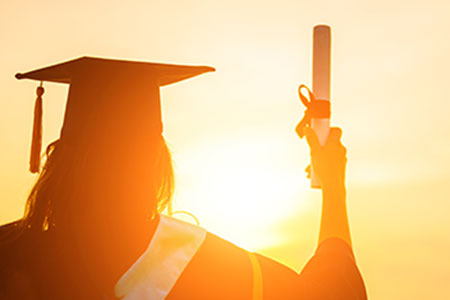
[304,127,347,188]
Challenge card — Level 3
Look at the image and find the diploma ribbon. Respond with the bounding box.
[295,84,330,138]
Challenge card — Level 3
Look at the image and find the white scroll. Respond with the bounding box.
[310,25,331,188]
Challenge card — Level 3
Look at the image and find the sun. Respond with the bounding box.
[167,133,309,251]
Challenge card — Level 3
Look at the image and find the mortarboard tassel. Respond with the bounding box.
[30,82,44,173]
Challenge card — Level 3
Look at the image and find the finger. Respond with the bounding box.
[328,127,343,142]
[342,145,347,157]
[295,122,305,138]
[305,127,321,152]
[324,127,343,149]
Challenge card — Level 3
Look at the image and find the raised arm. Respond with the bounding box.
[304,127,352,248]
[295,127,367,299]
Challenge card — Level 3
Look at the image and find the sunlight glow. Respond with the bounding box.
[169,134,309,251]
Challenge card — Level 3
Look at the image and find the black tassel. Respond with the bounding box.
[30,83,44,173]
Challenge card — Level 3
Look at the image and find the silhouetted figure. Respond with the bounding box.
[0,57,366,299]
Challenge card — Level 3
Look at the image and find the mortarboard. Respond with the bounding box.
[16,56,215,173]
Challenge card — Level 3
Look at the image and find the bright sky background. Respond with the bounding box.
[1,0,450,299]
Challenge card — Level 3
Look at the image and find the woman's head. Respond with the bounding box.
[23,67,174,232]
[14,57,213,233]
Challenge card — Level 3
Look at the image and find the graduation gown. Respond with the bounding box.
[0,216,367,299]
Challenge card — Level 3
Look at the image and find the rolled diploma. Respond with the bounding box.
[311,25,331,188]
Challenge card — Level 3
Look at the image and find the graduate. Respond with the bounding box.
[0,57,367,299]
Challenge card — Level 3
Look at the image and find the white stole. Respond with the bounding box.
[114,215,207,299]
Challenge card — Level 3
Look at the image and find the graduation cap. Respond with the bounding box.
[16,56,215,173]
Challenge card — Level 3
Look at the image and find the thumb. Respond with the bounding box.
[328,127,343,142]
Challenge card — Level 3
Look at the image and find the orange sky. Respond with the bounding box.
[1,0,450,299]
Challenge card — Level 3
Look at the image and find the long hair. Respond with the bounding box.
[20,135,174,233]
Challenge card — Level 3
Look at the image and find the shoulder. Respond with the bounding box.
[0,220,22,240]
[0,220,24,263]
[0,220,39,300]
[0,220,48,280]
[169,232,299,300]
[0,219,40,260]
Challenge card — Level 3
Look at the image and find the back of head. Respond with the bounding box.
[23,134,174,234]
[13,57,214,233]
